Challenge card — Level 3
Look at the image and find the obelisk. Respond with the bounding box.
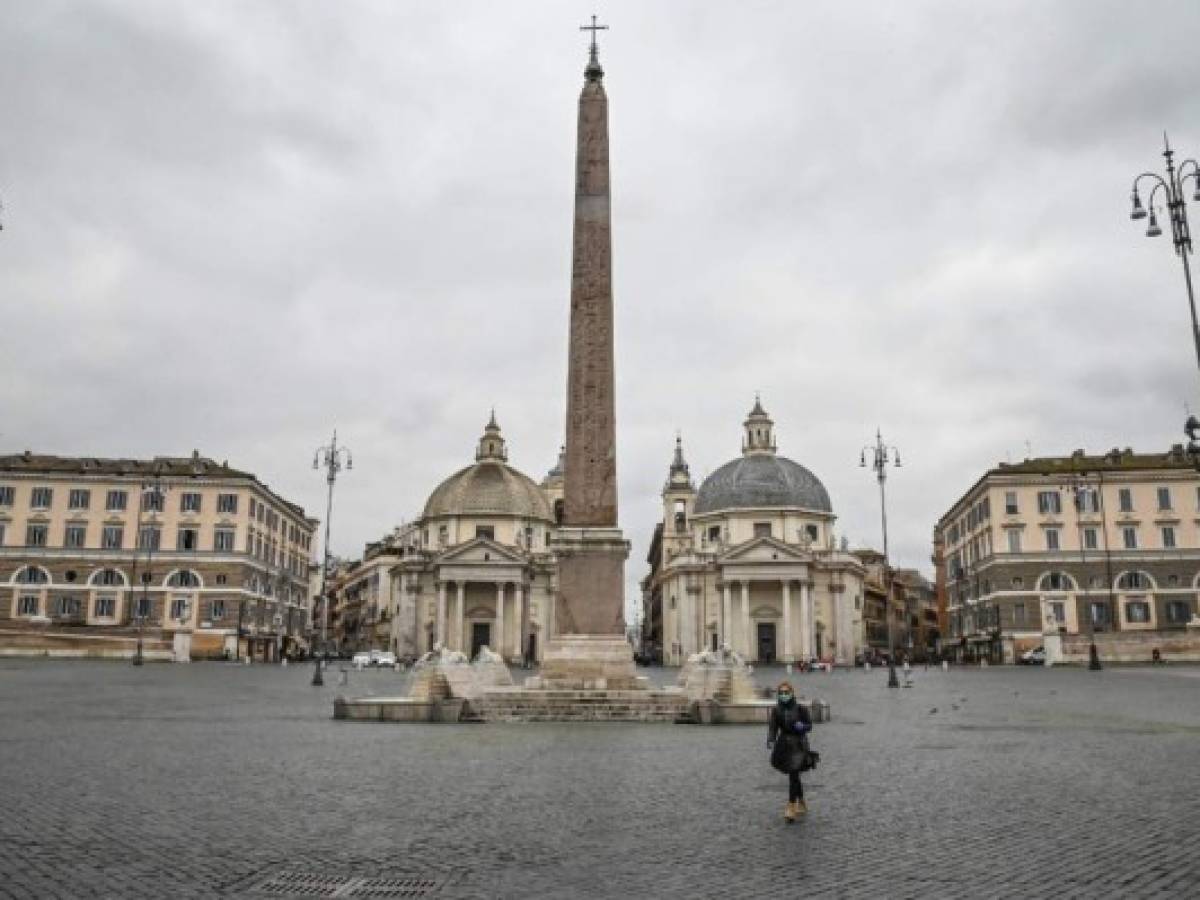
[543,18,636,689]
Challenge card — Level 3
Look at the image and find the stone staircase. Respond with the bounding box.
[468,687,690,723]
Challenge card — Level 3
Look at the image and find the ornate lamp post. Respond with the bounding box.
[131,473,168,666]
[1129,135,1200,459]
[861,428,902,688]
[311,430,352,686]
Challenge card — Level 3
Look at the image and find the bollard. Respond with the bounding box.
[786,663,793,675]
[942,660,949,672]
[281,658,288,668]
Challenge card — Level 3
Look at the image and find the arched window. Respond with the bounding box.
[14,566,49,585]
[90,568,127,587]
[166,569,201,589]
[1038,571,1074,592]
[1117,571,1153,591]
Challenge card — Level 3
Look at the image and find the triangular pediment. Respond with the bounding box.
[436,537,525,565]
[718,536,808,564]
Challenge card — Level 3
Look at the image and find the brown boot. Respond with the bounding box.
[783,801,796,822]
[795,799,808,815]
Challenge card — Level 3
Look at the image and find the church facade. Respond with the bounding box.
[642,400,868,666]
[331,415,564,664]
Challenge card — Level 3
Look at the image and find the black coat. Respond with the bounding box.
[768,700,816,774]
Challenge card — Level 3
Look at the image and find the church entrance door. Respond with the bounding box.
[471,622,491,660]
[757,622,776,663]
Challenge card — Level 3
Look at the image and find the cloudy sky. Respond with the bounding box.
[3,1,1199,618]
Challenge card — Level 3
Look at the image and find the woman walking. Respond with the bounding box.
[767,681,815,822]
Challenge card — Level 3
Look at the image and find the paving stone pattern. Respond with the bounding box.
[2,661,1199,898]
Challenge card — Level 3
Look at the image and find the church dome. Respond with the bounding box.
[693,399,832,515]
[422,415,554,521]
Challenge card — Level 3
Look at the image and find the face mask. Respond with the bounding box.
[777,692,793,702]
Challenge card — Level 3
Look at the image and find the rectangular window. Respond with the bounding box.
[30,487,53,509]
[1083,528,1098,550]
[1118,488,1133,513]
[19,595,39,615]
[753,522,772,538]
[214,528,236,552]
[95,594,116,618]
[177,527,199,551]
[1166,600,1193,624]
[210,599,226,620]
[217,493,238,514]
[64,524,87,548]
[1126,601,1151,624]
[475,525,495,540]
[1014,602,1026,625]
[1004,491,1018,515]
[106,489,128,511]
[707,526,721,544]
[1045,528,1060,551]
[1007,530,1021,553]
[141,489,164,513]
[0,485,14,506]
[1036,491,1061,515]
[26,524,48,547]
[68,489,90,510]
[1051,602,1065,623]
[102,526,124,549]
[1157,487,1172,511]
[1162,526,1177,549]
[135,596,151,619]
[138,526,161,551]
[805,524,820,542]
[524,526,534,547]
[1090,602,1110,627]
[170,596,190,620]
[180,492,202,513]
[0,523,5,546]
[249,497,257,518]
[1122,527,1138,550]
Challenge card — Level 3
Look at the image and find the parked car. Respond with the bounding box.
[376,651,397,668]
[1019,647,1046,666]
[351,651,371,669]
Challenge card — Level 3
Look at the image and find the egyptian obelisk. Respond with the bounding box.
[543,18,637,688]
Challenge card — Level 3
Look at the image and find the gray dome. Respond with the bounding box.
[694,455,832,515]
[422,462,553,521]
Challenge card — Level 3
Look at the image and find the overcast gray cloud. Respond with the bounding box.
[3,1,1199,619]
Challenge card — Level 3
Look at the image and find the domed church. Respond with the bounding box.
[386,414,563,663]
[642,399,867,666]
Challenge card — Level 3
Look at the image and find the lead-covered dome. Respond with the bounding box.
[422,414,553,521]
[693,398,832,515]
[695,454,831,514]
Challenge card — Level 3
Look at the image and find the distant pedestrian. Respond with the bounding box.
[767,681,817,822]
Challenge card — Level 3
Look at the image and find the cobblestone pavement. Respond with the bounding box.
[2,660,1199,899]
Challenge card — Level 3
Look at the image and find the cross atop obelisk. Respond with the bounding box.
[580,14,608,75]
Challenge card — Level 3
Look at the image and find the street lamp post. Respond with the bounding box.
[1129,135,1200,458]
[311,430,352,687]
[861,428,902,688]
[131,473,167,666]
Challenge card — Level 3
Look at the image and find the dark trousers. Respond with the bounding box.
[788,771,804,801]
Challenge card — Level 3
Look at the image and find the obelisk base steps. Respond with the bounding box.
[538,634,639,690]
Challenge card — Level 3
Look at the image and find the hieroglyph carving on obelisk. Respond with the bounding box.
[564,17,617,529]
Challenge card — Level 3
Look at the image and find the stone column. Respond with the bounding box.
[797,580,810,662]
[803,581,815,659]
[740,580,752,659]
[436,581,446,649]
[513,582,525,659]
[722,582,732,649]
[455,581,466,653]
[782,580,793,663]
[495,582,505,656]
[679,582,691,658]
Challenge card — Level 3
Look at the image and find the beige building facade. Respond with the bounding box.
[935,446,1200,664]
[0,451,316,661]
[642,401,867,666]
